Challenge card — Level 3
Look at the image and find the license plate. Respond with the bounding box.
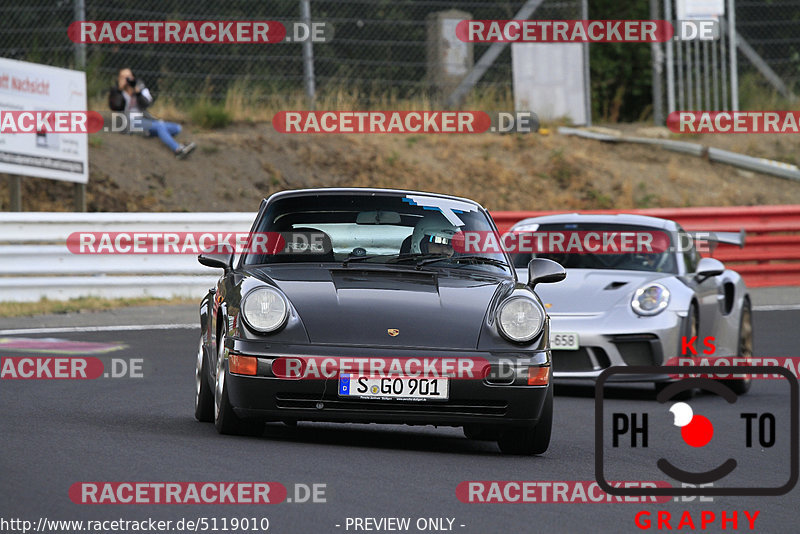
[551,331,580,350]
[338,374,449,400]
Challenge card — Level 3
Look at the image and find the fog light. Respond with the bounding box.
[229,354,257,375]
[527,366,550,386]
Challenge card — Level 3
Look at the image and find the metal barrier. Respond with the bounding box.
[0,213,254,302]
[492,205,800,288]
[0,206,797,301]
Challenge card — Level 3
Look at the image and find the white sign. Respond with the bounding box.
[677,0,725,20]
[0,58,88,184]
[512,43,588,125]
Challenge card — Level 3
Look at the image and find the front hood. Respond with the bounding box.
[248,266,506,349]
[534,269,668,314]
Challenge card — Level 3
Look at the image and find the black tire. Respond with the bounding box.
[213,329,263,436]
[194,336,214,422]
[463,425,487,440]
[725,299,752,396]
[463,424,501,441]
[656,302,699,400]
[497,383,553,455]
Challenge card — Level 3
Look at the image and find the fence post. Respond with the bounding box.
[74,0,87,212]
[650,0,663,124]
[664,0,676,115]
[300,0,316,109]
[73,0,86,69]
[727,0,738,111]
[74,182,87,212]
[582,0,592,126]
[9,175,22,212]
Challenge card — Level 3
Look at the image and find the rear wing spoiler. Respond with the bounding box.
[689,229,746,249]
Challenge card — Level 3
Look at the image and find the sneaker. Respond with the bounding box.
[175,142,197,160]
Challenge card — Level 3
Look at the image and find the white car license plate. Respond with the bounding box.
[550,331,580,351]
[338,374,449,400]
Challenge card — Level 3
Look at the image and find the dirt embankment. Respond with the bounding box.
[3,122,800,212]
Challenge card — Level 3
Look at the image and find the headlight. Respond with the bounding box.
[497,297,545,343]
[631,283,670,316]
[241,287,289,333]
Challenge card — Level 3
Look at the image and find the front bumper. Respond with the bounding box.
[549,309,684,382]
[224,340,551,427]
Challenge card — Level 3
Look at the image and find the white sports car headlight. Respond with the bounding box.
[631,283,670,316]
[241,287,289,333]
[497,297,545,343]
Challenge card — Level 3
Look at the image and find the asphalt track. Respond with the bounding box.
[1,308,799,534]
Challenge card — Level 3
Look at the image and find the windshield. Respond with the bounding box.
[511,222,678,274]
[243,193,509,273]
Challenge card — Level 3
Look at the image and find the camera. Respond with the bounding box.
[126,76,137,87]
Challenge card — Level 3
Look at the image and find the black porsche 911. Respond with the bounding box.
[194,188,565,455]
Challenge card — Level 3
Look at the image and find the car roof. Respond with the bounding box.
[265,187,485,209]
[511,213,679,231]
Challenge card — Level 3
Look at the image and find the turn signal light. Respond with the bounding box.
[229,354,257,375]
[528,366,550,386]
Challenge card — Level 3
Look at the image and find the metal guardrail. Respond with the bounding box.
[0,213,254,302]
[0,206,797,301]
[492,205,800,288]
[558,127,800,183]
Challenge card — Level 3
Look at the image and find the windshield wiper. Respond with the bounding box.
[342,254,392,267]
[415,255,509,270]
[342,253,445,269]
[384,253,442,264]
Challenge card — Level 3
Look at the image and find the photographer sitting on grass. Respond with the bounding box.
[108,68,196,159]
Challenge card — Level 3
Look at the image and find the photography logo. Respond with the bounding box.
[594,366,798,496]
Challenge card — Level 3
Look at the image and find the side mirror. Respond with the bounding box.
[198,252,233,272]
[528,258,566,287]
[695,257,724,279]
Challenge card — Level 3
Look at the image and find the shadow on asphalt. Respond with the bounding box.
[555,383,656,400]
[254,422,504,455]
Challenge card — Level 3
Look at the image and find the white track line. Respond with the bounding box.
[0,324,197,335]
[753,304,800,311]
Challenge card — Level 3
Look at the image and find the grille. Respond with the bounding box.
[552,347,610,372]
[275,393,507,416]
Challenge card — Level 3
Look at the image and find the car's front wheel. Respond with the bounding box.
[725,298,752,396]
[497,383,553,455]
[194,336,214,422]
[214,329,263,436]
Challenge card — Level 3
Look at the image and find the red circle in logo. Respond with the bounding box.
[681,414,714,447]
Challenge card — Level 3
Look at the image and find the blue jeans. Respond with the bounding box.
[139,118,181,152]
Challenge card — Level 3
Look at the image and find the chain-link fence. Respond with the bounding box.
[0,0,582,108]
[648,0,800,120]
[5,0,798,118]
[736,0,800,103]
